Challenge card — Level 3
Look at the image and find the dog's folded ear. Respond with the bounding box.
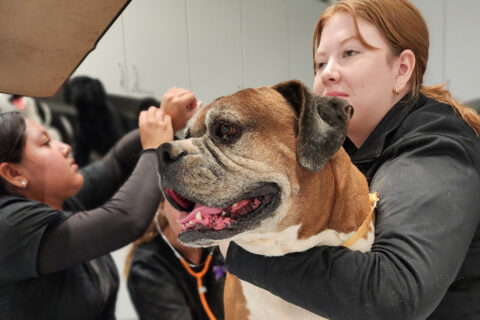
[272,80,353,171]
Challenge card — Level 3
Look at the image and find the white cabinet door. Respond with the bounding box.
[186,0,243,104]
[287,0,329,90]
[241,0,290,88]
[444,0,480,102]
[73,16,128,95]
[410,0,445,87]
[122,0,190,99]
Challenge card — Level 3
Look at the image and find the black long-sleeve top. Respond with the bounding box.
[0,130,162,320]
[127,236,226,320]
[225,95,480,320]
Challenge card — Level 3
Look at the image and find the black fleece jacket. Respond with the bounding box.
[225,94,480,320]
[0,130,161,320]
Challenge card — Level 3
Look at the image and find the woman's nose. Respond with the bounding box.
[58,141,72,156]
[321,60,340,83]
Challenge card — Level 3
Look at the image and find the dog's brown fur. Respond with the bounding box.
[157,80,375,319]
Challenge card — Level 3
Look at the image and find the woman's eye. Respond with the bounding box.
[315,62,326,70]
[344,49,358,57]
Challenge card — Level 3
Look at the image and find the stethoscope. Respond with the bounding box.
[155,213,217,320]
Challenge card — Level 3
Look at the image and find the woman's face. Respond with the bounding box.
[160,200,183,236]
[20,119,84,207]
[313,12,401,146]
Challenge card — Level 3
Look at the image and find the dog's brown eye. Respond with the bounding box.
[216,122,239,141]
[220,124,237,136]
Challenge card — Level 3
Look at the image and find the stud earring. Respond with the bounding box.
[393,82,404,95]
[21,180,28,189]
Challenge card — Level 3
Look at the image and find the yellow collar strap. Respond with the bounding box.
[341,192,378,248]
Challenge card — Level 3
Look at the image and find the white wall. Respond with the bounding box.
[410,0,480,102]
[74,0,329,104]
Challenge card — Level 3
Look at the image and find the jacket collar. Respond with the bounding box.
[344,94,427,164]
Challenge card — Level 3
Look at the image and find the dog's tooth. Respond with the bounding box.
[195,212,202,221]
[221,211,226,216]
[189,221,194,226]
[232,202,238,208]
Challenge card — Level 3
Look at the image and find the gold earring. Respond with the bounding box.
[393,82,404,95]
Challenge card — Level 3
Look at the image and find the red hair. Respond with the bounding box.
[313,0,480,135]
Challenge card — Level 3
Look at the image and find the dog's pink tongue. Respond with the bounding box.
[179,200,253,232]
[179,203,222,223]
[179,203,227,231]
[194,203,223,215]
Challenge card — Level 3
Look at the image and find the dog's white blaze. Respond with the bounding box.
[241,280,327,320]
[235,221,374,256]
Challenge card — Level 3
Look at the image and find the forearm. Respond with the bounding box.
[225,142,480,320]
[102,129,142,187]
[72,130,143,210]
[37,151,160,274]
[227,243,423,320]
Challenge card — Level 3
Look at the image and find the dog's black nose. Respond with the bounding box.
[156,142,186,171]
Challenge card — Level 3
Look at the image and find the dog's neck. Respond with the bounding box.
[234,148,373,256]
[295,148,372,239]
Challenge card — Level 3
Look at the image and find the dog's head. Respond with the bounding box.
[157,80,353,247]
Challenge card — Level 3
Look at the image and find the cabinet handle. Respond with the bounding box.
[131,64,139,92]
[131,65,153,94]
[118,62,125,90]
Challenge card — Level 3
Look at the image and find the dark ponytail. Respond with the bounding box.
[0,112,27,194]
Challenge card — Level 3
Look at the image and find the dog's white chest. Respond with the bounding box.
[240,280,328,320]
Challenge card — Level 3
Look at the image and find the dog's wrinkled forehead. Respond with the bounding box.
[187,87,294,137]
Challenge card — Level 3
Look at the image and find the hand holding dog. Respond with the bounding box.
[139,106,174,150]
[161,87,202,132]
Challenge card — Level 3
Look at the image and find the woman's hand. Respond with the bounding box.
[138,106,174,150]
[161,87,202,132]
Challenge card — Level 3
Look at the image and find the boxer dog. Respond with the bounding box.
[157,80,377,320]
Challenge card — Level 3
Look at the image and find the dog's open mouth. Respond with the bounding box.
[163,183,280,238]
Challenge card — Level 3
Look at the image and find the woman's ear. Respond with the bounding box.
[0,162,26,189]
[396,49,416,91]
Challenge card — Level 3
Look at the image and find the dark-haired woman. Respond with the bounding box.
[0,99,198,319]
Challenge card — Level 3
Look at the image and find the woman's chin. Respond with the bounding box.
[70,176,85,197]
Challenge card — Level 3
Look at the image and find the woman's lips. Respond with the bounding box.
[69,159,78,172]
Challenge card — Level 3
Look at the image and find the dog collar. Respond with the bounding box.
[341,192,378,248]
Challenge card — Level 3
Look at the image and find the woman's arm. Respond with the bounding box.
[37,151,161,273]
[72,129,142,210]
[38,107,174,274]
[224,135,480,320]
[74,87,201,209]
